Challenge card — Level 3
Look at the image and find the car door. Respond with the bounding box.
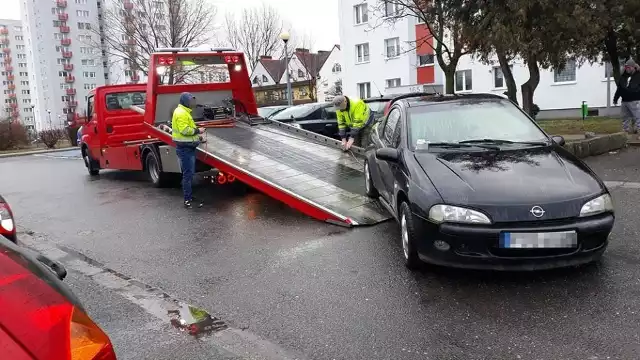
[372,107,401,201]
[83,94,101,161]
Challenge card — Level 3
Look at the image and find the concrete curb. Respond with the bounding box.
[0,146,77,159]
[562,132,627,158]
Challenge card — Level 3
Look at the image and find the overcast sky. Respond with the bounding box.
[4,0,340,50]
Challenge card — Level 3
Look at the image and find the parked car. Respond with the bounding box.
[269,102,340,139]
[364,95,394,118]
[0,195,117,359]
[0,194,16,244]
[364,93,614,270]
[258,105,290,120]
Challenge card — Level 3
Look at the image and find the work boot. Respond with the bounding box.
[184,200,193,209]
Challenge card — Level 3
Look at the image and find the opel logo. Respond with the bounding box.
[530,206,545,218]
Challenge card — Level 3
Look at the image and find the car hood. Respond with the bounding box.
[414,146,605,221]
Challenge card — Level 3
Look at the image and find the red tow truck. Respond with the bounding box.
[79,48,390,227]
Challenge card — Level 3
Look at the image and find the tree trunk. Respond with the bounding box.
[604,29,621,83]
[521,54,540,116]
[444,68,456,94]
[497,51,518,105]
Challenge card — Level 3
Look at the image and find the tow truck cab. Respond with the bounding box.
[79,48,257,186]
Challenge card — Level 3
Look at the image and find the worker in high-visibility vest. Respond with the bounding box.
[332,95,374,150]
[172,92,205,208]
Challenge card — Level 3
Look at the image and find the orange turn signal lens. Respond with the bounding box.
[70,307,116,360]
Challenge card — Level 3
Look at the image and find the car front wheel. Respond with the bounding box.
[364,160,379,198]
[399,201,420,270]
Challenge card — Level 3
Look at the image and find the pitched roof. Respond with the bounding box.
[295,45,340,76]
[259,58,287,83]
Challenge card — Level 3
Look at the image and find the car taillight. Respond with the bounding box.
[0,201,15,238]
[0,250,117,360]
[70,306,117,360]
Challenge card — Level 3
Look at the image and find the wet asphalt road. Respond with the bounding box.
[2,148,640,359]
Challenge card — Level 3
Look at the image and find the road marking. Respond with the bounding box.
[604,181,640,189]
[18,231,304,360]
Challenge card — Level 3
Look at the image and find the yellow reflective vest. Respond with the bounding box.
[171,104,200,142]
[336,97,370,139]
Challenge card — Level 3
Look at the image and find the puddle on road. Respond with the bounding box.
[168,303,228,337]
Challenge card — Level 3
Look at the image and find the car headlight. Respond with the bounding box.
[428,204,492,224]
[580,194,613,217]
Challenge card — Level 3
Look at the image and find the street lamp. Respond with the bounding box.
[279,31,293,106]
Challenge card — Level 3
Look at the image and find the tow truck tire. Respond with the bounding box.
[82,147,100,176]
[145,150,176,188]
[364,160,379,198]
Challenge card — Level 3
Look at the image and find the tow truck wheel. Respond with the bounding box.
[364,160,379,198]
[82,147,99,176]
[145,151,179,187]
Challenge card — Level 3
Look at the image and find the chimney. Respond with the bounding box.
[295,48,309,53]
[317,50,329,55]
[260,55,272,60]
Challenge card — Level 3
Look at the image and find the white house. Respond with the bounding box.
[250,56,283,87]
[316,45,343,102]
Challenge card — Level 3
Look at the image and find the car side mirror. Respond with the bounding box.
[551,135,565,146]
[376,147,400,162]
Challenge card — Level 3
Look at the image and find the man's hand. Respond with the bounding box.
[345,138,355,150]
[198,127,206,134]
[341,138,348,150]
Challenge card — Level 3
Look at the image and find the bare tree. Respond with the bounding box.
[91,0,216,84]
[224,4,284,70]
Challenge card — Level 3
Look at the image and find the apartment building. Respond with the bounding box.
[0,20,34,129]
[339,1,618,117]
[20,0,109,131]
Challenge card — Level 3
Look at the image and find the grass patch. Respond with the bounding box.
[0,140,74,155]
[537,117,623,135]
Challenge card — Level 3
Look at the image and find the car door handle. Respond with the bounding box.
[106,125,113,133]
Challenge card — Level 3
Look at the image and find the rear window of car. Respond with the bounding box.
[407,99,548,150]
[271,103,321,120]
[366,101,389,114]
[105,91,146,111]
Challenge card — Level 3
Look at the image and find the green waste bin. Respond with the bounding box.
[581,101,588,120]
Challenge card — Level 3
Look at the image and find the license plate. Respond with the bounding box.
[499,231,578,249]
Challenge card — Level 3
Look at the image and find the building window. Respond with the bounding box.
[76,10,90,17]
[81,59,95,66]
[493,65,513,89]
[252,76,259,84]
[332,63,342,73]
[384,37,400,58]
[355,43,370,63]
[383,1,399,17]
[455,69,472,92]
[417,54,434,66]
[416,16,425,24]
[261,75,268,82]
[386,78,401,88]
[357,82,371,98]
[553,59,576,83]
[14,35,23,41]
[297,69,305,78]
[354,3,368,25]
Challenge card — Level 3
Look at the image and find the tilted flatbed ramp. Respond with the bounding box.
[144,120,391,227]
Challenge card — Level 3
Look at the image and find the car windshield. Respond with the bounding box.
[408,99,549,151]
[367,101,388,114]
[271,103,321,120]
[258,107,284,118]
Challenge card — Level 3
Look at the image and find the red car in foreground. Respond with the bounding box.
[0,195,117,359]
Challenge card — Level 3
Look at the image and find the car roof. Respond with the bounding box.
[394,93,507,108]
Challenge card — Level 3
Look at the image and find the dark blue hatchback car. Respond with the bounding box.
[364,93,614,271]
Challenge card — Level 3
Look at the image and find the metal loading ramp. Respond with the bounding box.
[197,122,392,227]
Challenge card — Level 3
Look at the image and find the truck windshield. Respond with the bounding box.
[157,55,232,85]
[105,91,146,110]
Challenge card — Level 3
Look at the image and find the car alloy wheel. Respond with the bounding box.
[364,160,378,198]
[401,213,410,260]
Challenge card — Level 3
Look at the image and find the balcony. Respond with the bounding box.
[68,101,78,108]
[61,38,71,46]
[66,88,76,95]
[58,13,68,21]
[63,63,73,71]
[0,38,8,45]
[124,15,134,23]
[8,93,16,98]
[65,76,75,83]
[7,84,15,90]
[124,0,134,10]
[56,0,67,8]
[0,28,7,35]
[6,75,14,81]
[59,26,70,33]
[126,38,135,46]
[2,48,10,54]
[4,65,12,72]
[62,51,72,58]
[9,103,17,109]
[130,73,140,81]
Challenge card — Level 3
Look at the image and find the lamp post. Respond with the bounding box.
[279,31,293,106]
[47,109,52,130]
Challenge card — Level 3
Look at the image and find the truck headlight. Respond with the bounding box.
[428,204,492,224]
[580,194,613,217]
